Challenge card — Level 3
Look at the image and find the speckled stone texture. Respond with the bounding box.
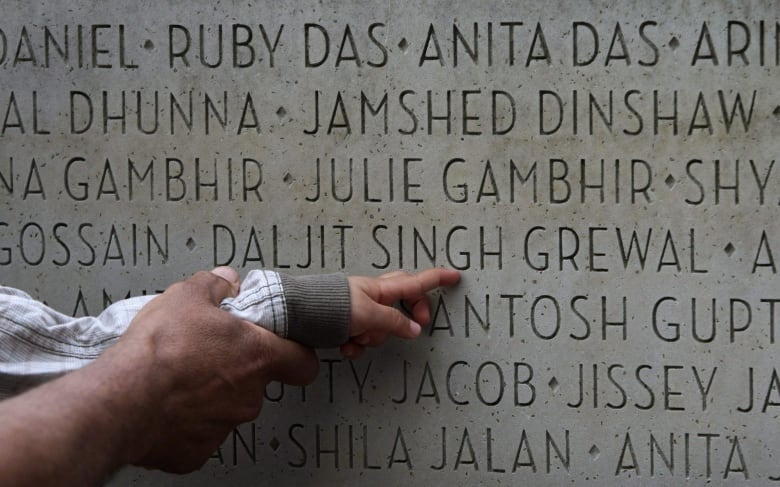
[1,1,779,485]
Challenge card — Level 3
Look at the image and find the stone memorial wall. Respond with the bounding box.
[1,1,779,485]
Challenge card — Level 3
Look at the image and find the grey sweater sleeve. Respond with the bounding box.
[219,270,352,348]
[277,273,351,348]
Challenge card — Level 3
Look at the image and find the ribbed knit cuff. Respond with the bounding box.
[278,273,351,348]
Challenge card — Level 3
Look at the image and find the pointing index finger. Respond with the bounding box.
[377,268,460,304]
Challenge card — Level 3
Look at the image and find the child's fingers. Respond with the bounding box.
[379,271,409,280]
[368,302,421,338]
[408,293,432,325]
[377,269,460,304]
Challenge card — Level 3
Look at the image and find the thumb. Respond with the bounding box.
[210,266,240,295]
[182,267,239,306]
[370,303,423,339]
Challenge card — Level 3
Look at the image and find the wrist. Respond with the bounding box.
[0,341,164,485]
[84,340,164,467]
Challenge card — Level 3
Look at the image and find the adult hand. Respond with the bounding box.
[0,267,319,485]
[105,267,320,473]
[341,268,460,358]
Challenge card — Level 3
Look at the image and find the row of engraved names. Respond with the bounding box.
[206,419,774,480]
[1,222,777,275]
[2,155,778,206]
[61,283,780,347]
[0,88,762,137]
[3,21,778,70]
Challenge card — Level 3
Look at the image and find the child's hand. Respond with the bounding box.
[341,268,460,358]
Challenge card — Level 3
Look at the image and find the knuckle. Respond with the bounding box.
[392,311,408,331]
[252,330,275,362]
[165,281,188,294]
[167,279,205,300]
[247,330,279,375]
[192,270,214,281]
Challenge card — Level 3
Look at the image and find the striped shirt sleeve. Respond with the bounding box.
[0,270,351,398]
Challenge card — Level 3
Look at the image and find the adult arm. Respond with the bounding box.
[0,268,458,393]
[0,267,319,485]
[0,267,459,484]
[0,270,347,397]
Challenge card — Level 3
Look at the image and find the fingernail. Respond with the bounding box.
[211,266,240,287]
[408,320,422,337]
